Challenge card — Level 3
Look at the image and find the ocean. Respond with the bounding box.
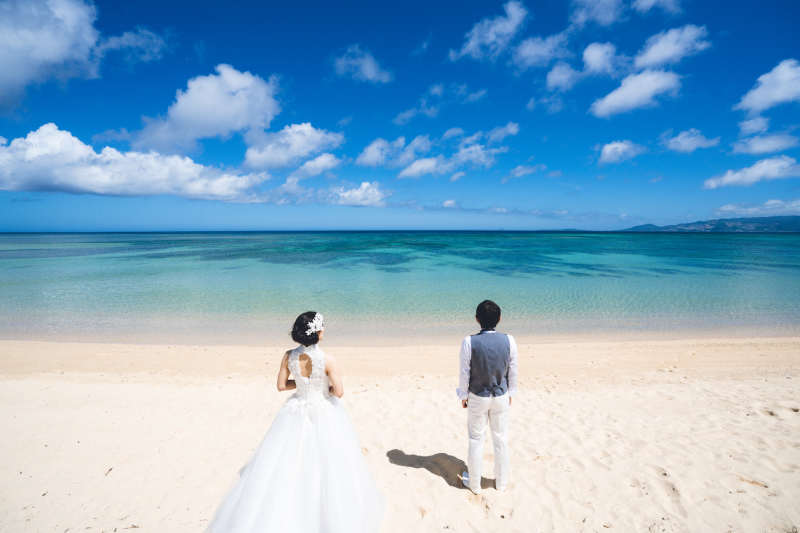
[1,232,798,346]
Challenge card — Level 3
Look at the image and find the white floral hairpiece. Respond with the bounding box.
[306,313,324,336]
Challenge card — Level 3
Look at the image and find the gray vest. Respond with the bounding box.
[469,330,511,397]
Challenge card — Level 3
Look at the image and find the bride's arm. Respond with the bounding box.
[276,351,296,392]
[325,355,344,398]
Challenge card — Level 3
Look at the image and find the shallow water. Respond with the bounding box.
[1,232,798,345]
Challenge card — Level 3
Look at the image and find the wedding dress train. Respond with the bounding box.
[206,344,384,533]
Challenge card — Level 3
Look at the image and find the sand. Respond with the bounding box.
[1,337,799,532]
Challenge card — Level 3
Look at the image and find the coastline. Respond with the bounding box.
[2,317,799,347]
[2,337,799,532]
[2,336,799,377]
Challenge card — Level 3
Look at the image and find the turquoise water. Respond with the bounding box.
[1,232,798,345]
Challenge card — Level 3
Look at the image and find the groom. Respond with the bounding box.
[457,300,518,494]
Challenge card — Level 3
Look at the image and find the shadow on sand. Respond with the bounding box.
[386,449,493,490]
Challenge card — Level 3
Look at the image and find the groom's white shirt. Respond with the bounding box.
[456,331,518,400]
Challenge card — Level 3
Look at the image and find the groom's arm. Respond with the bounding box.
[507,335,518,405]
[457,337,471,408]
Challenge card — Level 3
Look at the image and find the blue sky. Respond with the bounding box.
[1,0,799,231]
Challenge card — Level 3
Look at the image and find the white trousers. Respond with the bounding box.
[466,392,510,491]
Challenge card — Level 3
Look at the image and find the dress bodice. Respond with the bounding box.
[288,344,331,405]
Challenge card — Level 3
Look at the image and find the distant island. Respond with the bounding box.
[622,216,800,233]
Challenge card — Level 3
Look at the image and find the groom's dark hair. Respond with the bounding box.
[476,300,501,329]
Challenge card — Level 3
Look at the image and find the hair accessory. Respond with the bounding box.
[305,313,324,336]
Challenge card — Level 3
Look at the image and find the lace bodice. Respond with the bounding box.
[287,344,332,406]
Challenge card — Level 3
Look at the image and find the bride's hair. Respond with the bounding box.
[290,311,321,346]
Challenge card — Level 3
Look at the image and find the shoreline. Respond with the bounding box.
[2,336,798,379]
[2,320,800,349]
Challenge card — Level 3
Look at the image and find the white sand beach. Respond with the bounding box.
[2,337,799,532]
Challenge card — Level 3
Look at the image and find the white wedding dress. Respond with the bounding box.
[206,344,384,533]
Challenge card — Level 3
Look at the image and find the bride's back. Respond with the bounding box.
[288,345,331,402]
[295,353,314,378]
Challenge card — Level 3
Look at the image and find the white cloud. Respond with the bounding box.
[429,84,445,96]
[91,127,133,144]
[134,64,280,153]
[0,0,167,107]
[501,164,545,183]
[453,84,488,104]
[582,42,621,76]
[264,175,393,207]
[393,109,418,125]
[734,59,800,115]
[244,123,344,169]
[289,153,341,179]
[487,122,520,143]
[634,25,710,69]
[738,116,770,136]
[443,128,465,140]
[547,62,582,91]
[393,86,442,124]
[0,123,391,208]
[570,0,624,27]
[397,125,517,178]
[449,1,527,61]
[661,128,720,153]
[395,136,433,167]
[512,32,570,70]
[94,28,167,63]
[704,155,800,189]
[0,0,99,93]
[265,175,307,200]
[411,36,431,57]
[355,135,431,168]
[393,102,438,124]
[526,95,564,113]
[537,42,622,93]
[590,69,681,117]
[443,199,458,208]
[450,171,465,182]
[731,134,799,155]
[632,0,681,14]
[508,165,539,178]
[395,84,485,125]
[328,182,389,207]
[334,44,393,83]
[355,138,399,167]
[0,124,267,201]
[715,198,800,216]
[398,157,444,178]
[452,139,509,168]
[598,140,646,164]
[463,88,488,102]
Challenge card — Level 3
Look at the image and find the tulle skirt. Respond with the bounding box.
[206,396,384,533]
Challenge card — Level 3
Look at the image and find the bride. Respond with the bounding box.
[206,312,384,533]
